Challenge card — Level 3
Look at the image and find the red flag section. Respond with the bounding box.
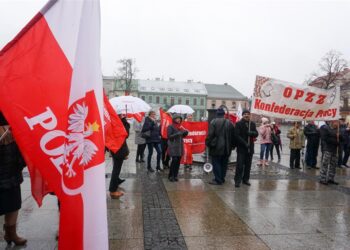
[103,93,127,153]
[0,1,108,250]
[160,108,172,139]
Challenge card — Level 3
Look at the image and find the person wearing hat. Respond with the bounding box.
[234,109,258,187]
[258,117,272,167]
[206,108,235,185]
[167,114,188,181]
[287,122,305,169]
[319,120,341,185]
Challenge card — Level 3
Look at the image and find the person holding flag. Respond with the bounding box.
[109,109,129,199]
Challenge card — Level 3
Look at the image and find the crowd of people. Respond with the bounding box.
[1,107,349,245]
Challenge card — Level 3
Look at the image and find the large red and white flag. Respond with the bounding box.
[0,1,108,249]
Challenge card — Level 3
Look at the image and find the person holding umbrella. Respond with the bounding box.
[167,114,188,181]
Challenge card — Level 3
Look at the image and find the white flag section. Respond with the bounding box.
[251,76,340,121]
[236,102,243,120]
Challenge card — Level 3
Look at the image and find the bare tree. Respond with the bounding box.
[307,50,348,89]
[115,58,138,95]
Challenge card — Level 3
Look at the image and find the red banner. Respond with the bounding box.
[182,121,208,154]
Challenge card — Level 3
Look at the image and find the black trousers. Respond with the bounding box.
[161,138,170,166]
[234,150,253,184]
[270,144,281,159]
[290,149,301,168]
[136,144,146,161]
[169,156,181,179]
[109,157,124,192]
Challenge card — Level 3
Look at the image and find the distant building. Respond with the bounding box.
[103,77,249,120]
[138,79,207,121]
[309,68,350,116]
[205,83,248,115]
[103,76,138,98]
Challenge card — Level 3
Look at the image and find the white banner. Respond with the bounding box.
[251,76,340,121]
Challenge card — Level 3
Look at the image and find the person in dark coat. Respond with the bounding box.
[319,120,341,185]
[270,122,281,161]
[234,109,258,187]
[109,112,130,199]
[320,121,330,162]
[338,118,350,168]
[167,114,188,181]
[205,108,235,185]
[142,111,162,172]
[303,121,320,169]
[133,119,146,163]
[0,113,27,245]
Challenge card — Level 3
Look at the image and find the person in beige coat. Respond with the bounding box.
[287,122,305,169]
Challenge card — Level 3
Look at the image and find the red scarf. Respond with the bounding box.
[173,121,183,131]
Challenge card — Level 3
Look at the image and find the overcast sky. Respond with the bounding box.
[1,0,349,97]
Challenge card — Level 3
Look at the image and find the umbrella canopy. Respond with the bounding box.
[168,104,194,114]
[109,96,151,114]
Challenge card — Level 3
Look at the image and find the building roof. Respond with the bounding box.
[138,80,207,95]
[205,83,247,100]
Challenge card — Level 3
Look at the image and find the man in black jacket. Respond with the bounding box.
[303,121,320,169]
[319,120,340,185]
[205,108,235,185]
[234,110,258,188]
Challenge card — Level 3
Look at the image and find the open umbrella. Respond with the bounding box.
[168,104,194,114]
[109,96,151,121]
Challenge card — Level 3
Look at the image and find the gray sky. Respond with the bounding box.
[1,0,350,97]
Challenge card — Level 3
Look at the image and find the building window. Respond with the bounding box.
[148,96,153,103]
[186,98,190,105]
[178,97,182,104]
[193,98,197,105]
[156,96,160,104]
[200,98,204,106]
[222,100,226,105]
[171,96,175,105]
[232,101,236,109]
[163,96,167,104]
[141,96,145,101]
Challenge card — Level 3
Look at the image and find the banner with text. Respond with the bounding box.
[182,121,208,154]
[251,76,340,121]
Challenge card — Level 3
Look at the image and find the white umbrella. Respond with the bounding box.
[168,104,194,114]
[109,96,151,114]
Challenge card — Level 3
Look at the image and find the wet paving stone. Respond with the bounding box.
[184,236,269,250]
[140,160,187,249]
